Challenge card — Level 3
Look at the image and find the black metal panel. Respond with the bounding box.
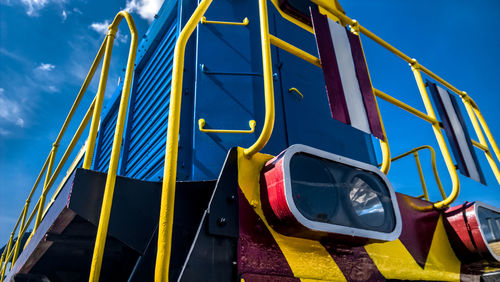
[6,169,163,282]
[128,181,216,282]
[68,169,161,253]
[178,149,239,281]
[208,148,239,238]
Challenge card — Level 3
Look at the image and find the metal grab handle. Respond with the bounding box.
[288,87,304,99]
[201,16,249,26]
[198,119,256,134]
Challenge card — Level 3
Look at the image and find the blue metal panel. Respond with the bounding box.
[121,20,178,180]
[191,0,288,180]
[93,87,122,172]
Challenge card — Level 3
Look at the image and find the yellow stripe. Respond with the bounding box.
[364,216,460,281]
[237,148,346,281]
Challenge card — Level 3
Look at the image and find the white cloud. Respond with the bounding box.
[61,9,67,21]
[89,21,129,44]
[36,63,55,72]
[0,88,25,134]
[20,0,65,16]
[90,21,110,35]
[47,85,59,93]
[125,0,163,22]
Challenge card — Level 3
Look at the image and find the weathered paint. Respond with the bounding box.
[236,147,485,281]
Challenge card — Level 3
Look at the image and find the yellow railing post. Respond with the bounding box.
[88,11,138,282]
[11,205,28,268]
[243,0,275,157]
[83,34,115,170]
[413,152,429,201]
[0,234,14,278]
[462,96,500,184]
[34,145,57,231]
[155,1,213,281]
[411,60,460,209]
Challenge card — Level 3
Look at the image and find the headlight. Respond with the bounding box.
[445,201,500,263]
[261,144,402,242]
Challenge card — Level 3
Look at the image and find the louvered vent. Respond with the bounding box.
[122,22,178,180]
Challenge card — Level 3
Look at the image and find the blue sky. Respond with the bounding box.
[1,0,500,246]
[0,0,157,244]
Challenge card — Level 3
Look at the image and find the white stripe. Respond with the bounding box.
[436,85,481,182]
[327,19,371,134]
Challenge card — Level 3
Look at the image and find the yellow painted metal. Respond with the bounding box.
[21,200,41,251]
[155,1,213,281]
[0,234,15,277]
[201,16,249,26]
[243,0,275,157]
[269,35,321,68]
[34,147,56,231]
[11,206,28,268]
[43,100,96,201]
[374,88,439,125]
[365,216,461,281]
[83,33,115,170]
[473,106,500,182]
[43,139,90,218]
[269,0,314,33]
[55,40,107,147]
[393,146,446,201]
[412,65,459,209]
[353,35,391,175]
[413,152,429,201]
[88,11,138,282]
[198,119,256,133]
[463,97,500,184]
[236,148,347,281]
[288,87,304,99]
[472,140,489,152]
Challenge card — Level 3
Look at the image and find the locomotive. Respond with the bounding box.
[2,0,500,281]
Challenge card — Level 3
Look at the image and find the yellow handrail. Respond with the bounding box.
[411,63,460,209]
[269,35,321,67]
[243,0,275,157]
[463,97,500,184]
[88,11,138,282]
[1,11,138,280]
[312,0,500,207]
[390,145,446,202]
[313,0,500,183]
[155,1,214,281]
[201,16,249,26]
[198,119,256,133]
[288,88,304,99]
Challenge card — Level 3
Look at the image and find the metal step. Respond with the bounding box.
[5,169,162,282]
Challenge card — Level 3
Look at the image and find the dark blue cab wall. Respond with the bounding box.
[191,0,376,180]
[95,0,377,182]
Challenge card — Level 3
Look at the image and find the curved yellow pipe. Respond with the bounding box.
[88,11,138,282]
[243,0,275,157]
[411,63,460,210]
[155,1,213,281]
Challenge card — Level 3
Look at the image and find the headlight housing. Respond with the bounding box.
[261,144,402,242]
[445,201,500,263]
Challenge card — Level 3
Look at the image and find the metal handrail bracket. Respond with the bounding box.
[198,119,256,134]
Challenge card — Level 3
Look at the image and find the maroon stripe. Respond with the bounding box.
[396,193,441,268]
[310,7,350,125]
[238,188,295,278]
[321,242,386,281]
[346,31,384,139]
